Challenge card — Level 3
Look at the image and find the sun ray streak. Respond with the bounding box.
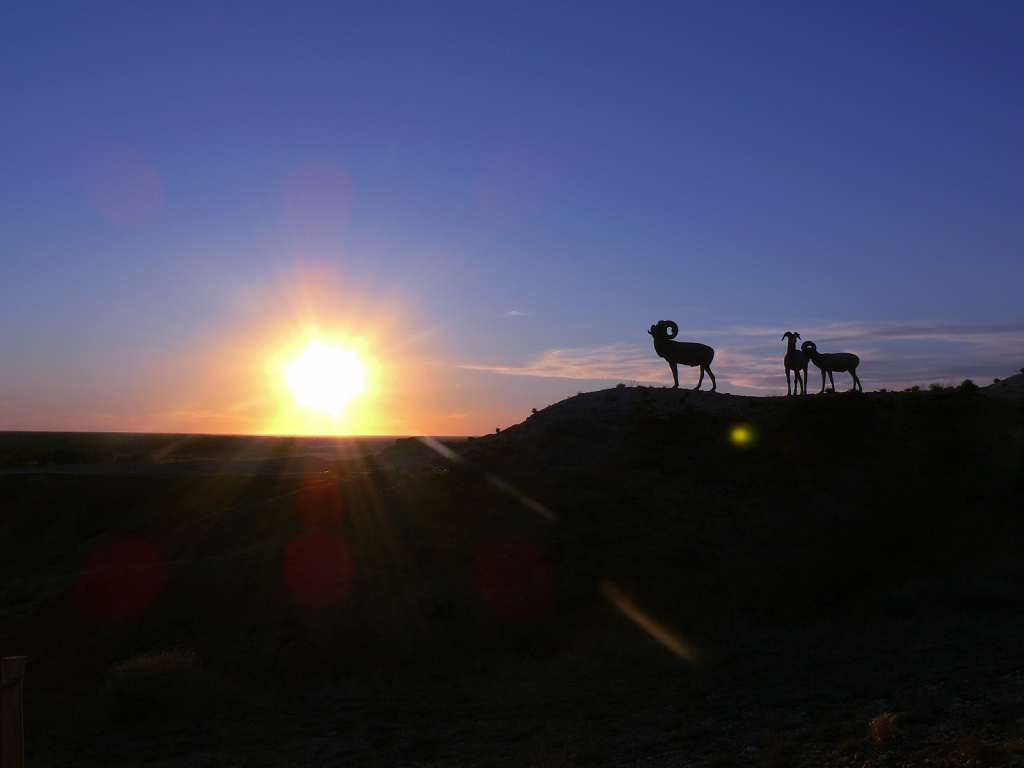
[415,436,558,521]
[601,581,701,663]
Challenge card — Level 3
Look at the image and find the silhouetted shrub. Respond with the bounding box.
[958,379,980,392]
[97,649,232,725]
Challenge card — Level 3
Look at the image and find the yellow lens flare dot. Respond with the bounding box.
[285,340,365,417]
[729,423,758,449]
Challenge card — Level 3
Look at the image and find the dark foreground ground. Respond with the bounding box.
[2,381,1024,766]
[24,608,1024,768]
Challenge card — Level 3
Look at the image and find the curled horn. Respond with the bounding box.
[664,321,679,339]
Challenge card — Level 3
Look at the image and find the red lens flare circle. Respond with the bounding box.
[282,527,354,608]
[472,535,558,622]
[75,536,165,624]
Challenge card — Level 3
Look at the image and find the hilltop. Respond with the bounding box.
[451,378,1024,618]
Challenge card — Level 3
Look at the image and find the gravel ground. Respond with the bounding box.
[28,607,1024,767]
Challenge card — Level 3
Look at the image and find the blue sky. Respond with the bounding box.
[2,2,1022,435]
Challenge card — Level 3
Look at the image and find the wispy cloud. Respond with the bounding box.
[717,320,1024,392]
[786,320,1024,347]
[462,344,664,382]
[460,320,1024,394]
[698,320,1024,345]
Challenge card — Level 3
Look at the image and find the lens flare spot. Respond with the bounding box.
[75,536,165,624]
[283,159,354,241]
[79,143,163,225]
[729,423,758,449]
[283,527,354,608]
[472,535,557,622]
[472,144,557,228]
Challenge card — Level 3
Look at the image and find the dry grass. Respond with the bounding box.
[869,711,899,746]
[956,731,985,762]
[528,743,572,768]
[1003,735,1024,759]
[110,647,195,677]
[755,734,796,767]
[97,648,233,725]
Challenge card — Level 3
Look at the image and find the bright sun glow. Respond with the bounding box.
[285,340,365,417]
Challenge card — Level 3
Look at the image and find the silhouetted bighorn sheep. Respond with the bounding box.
[801,340,862,393]
[782,331,808,396]
[648,320,716,391]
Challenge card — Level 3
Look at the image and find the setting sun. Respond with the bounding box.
[285,340,365,417]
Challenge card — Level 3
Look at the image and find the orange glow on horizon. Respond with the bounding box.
[239,262,448,436]
[110,262,476,437]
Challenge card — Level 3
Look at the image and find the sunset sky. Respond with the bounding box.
[2,2,1022,436]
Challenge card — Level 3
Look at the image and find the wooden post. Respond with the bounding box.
[1,657,26,768]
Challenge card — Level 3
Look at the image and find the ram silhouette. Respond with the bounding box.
[801,340,862,393]
[782,331,808,396]
[648,320,716,391]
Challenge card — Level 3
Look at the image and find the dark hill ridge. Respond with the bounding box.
[473,374,1024,471]
[452,382,1024,619]
[3,382,1024,767]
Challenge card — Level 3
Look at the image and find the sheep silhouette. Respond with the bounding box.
[782,331,808,396]
[648,320,716,391]
[801,340,862,393]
